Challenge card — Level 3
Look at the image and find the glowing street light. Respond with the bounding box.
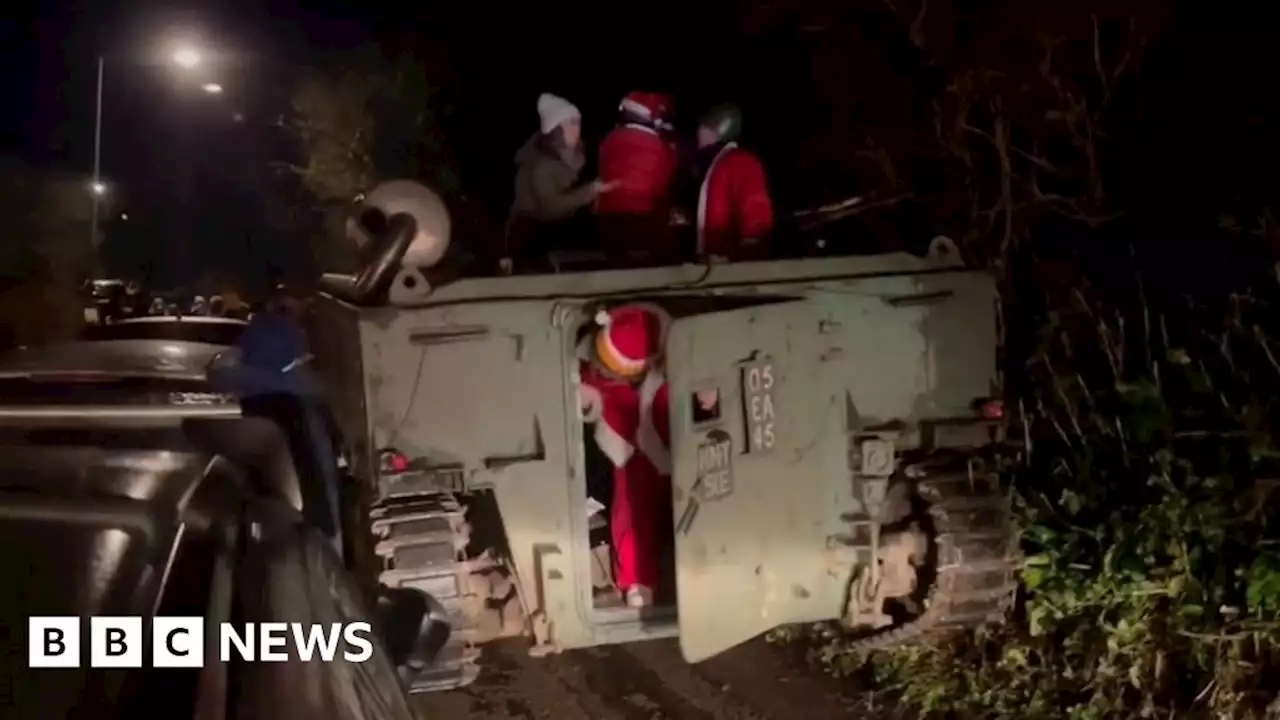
[172,47,201,69]
[90,39,211,247]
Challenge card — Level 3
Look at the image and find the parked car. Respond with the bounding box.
[0,340,447,719]
[80,315,249,347]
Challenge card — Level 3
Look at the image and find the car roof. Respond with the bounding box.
[0,340,224,381]
[114,315,247,326]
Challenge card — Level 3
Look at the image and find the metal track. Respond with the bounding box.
[369,487,484,693]
[849,469,1020,651]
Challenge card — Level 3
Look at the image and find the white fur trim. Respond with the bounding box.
[696,141,738,254]
[594,417,635,469]
[578,382,604,422]
[635,370,671,475]
[587,496,606,518]
[578,381,604,421]
[625,585,654,607]
[621,122,659,136]
[620,98,652,119]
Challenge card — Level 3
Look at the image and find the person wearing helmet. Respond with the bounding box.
[507,93,618,272]
[693,104,775,262]
[595,92,681,263]
[576,305,672,609]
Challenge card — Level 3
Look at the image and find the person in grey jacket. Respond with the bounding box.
[505,93,616,271]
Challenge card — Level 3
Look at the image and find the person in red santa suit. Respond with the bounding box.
[595,92,681,264]
[694,104,775,262]
[576,305,672,608]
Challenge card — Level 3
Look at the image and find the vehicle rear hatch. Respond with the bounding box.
[652,296,846,663]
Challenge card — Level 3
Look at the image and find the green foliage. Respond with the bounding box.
[287,46,460,271]
[288,47,458,205]
[769,5,1280,715]
[804,289,1280,718]
[290,72,379,204]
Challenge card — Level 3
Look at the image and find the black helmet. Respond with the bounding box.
[699,104,743,144]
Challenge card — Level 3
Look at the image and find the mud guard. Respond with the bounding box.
[664,299,843,663]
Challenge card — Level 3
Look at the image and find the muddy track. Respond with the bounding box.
[414,638,890,719]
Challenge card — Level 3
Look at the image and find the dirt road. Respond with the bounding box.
[415,637,880,719]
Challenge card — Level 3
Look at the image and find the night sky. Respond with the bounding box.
[10,0,765,287]
[15,0,760,181]
[9,1,1280,287]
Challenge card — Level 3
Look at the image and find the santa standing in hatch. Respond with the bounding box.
[577,305,672,608]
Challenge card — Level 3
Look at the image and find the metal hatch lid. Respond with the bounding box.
[663,297,845,663]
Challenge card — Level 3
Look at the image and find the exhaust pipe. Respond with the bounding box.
[320,212,418,304]
[320,179,455,305]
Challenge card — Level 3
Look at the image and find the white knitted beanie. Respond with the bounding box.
[537,93,581,134]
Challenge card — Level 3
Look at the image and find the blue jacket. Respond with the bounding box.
[240,310,310,373]
[207,310,321,398]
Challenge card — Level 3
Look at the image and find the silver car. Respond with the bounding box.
[0,340,447,720]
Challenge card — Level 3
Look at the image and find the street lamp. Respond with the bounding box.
[89,44,216,249]
[172,47,201,69]
[91,56,104,248]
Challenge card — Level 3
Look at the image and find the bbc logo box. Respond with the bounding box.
[28,617,374,668]
[29,617,204,668]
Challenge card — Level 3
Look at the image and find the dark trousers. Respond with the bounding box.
[596,214,680,266]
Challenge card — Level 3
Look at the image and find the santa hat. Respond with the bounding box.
[619,91,672,127]
[594,306,662,378]
[537,93,581,134]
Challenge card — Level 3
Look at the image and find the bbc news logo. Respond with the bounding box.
[28,617,374,668]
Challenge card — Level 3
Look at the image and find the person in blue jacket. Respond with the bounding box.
[215,282,319,396]
[208,282,344,553]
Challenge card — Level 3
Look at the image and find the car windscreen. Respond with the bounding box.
[82,321,246,346]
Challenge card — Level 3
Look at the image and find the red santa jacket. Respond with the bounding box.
[596,125,679,219]
[577,340,671,476]
[696,142,775,260]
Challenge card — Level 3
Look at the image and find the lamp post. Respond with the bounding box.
[89,46,215,250]
[90,56,104,249]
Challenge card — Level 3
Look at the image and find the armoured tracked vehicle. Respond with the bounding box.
[312,179,1021,693]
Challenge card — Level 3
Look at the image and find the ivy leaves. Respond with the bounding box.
[809,300,1280,719]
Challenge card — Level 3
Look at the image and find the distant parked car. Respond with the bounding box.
[80,315,248,347]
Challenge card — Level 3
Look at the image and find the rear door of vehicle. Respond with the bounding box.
[663,298,845,663]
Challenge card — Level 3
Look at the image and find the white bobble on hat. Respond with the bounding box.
[595,309,611,326]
